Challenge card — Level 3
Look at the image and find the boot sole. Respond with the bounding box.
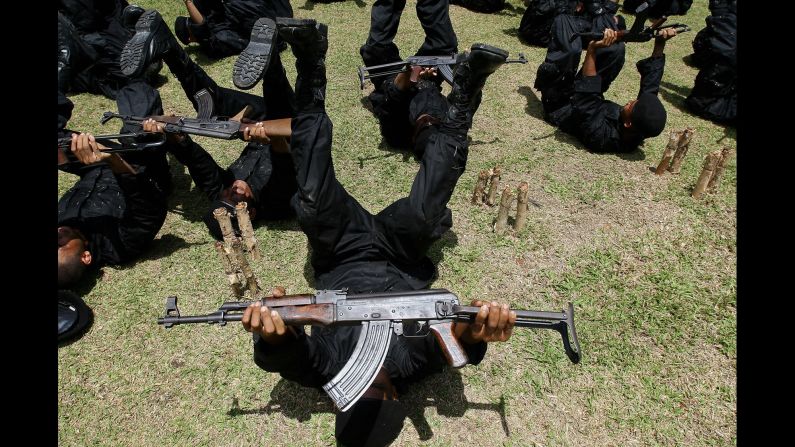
[233,18,277,90]
[120,10,162,77]
[470,43,509,59]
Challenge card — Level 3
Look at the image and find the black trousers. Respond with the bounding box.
[450,0,505,14]
[538,12,625,115]
[362,0,458,58]
[166,46,295,120]
[110,81,174,194]
[369,79,450,158]
[289,100,468,291]
[189,0,293,59]
[58,0,139,99]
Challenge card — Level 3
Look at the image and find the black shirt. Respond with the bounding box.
[564,54,666,153]
[58,164,168,267]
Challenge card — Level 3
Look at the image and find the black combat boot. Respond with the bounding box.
[276,18,329,112]
[444,43,508,131]
[120,10,181,78]
[233,17,278,90]
[121,4,146,31]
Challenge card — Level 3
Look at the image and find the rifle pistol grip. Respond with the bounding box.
[430,321,468,368]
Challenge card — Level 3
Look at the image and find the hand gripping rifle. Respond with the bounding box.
[57,132,166,167]
[157,288,581,411]
[99,89,290,142]
[357,53,529,89]
[571,1,691,44]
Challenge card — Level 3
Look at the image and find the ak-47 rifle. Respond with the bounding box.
[571,1,691,43]
[357,53,529,89]
[57,132,166,167]
[157,288,581,411]
[100,89,291,142]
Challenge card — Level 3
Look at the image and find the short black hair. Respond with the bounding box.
[335,399,407,447]
[58,253,86,287]
[631,93,667,138]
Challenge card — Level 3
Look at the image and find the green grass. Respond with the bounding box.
[59,1,736,445]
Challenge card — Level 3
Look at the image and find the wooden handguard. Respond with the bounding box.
[429,321,468,368]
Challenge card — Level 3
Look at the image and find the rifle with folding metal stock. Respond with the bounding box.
[572,0,690,43]
[57,132,166,168]
[157,288,581,411]
[357,53,528,89]
[99,88,290,143]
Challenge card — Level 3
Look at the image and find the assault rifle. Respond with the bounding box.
[571,0,690,43]
[100,88,291,142]
[157,288,581,411]
[57,132,166,167]
[357,53,528,89]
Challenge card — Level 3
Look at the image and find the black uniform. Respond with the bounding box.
[519,1,617,48]
[361,46,451,159]
[185,0,293,59]
[622,0,693,18]
[533,7,663,153]
[58,0,151,99]
[449,0,505,14]
[162,44,297,222]
[551,55,666,153]
[57,82,172,269]
[360,0,458,64]
[684,0,736,125]
[254,57,488,387]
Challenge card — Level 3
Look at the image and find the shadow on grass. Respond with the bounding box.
[495,2,526,17]
[427,229,459,266]
[165,156,212,223]
[184,46,227,67]
[130,234,205,264]
[516,85,544,120]
[658,80,693,115]
[502,27,520,38]
[227,370,510,440]
[300,0,365,10]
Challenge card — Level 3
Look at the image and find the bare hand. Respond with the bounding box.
[241,287,294,344]
[589,28,618,50]
[453,300,517,344]
[143,118,185,144]
[243,122,271,143]
[655,27,678,41]
[142,118,165,134]
[71,133,110,165]
[417,67,438,80]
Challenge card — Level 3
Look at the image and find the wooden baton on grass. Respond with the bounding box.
[669,127,695,174]
[235,202,261,260]
[472,170,490,205]
[495,186,514,233]
[707,147,734,192]
[514,182,530,232]
[486,166,501,206]
[692,150,722,199]
[655,130,682,175]
[214,241,244,297]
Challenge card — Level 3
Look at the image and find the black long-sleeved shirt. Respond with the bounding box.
[58,164,168,267]
[253,321,487,394]
[564,54,666,153]
[167,136,297,220]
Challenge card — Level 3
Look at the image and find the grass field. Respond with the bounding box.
[58,1,736,445]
